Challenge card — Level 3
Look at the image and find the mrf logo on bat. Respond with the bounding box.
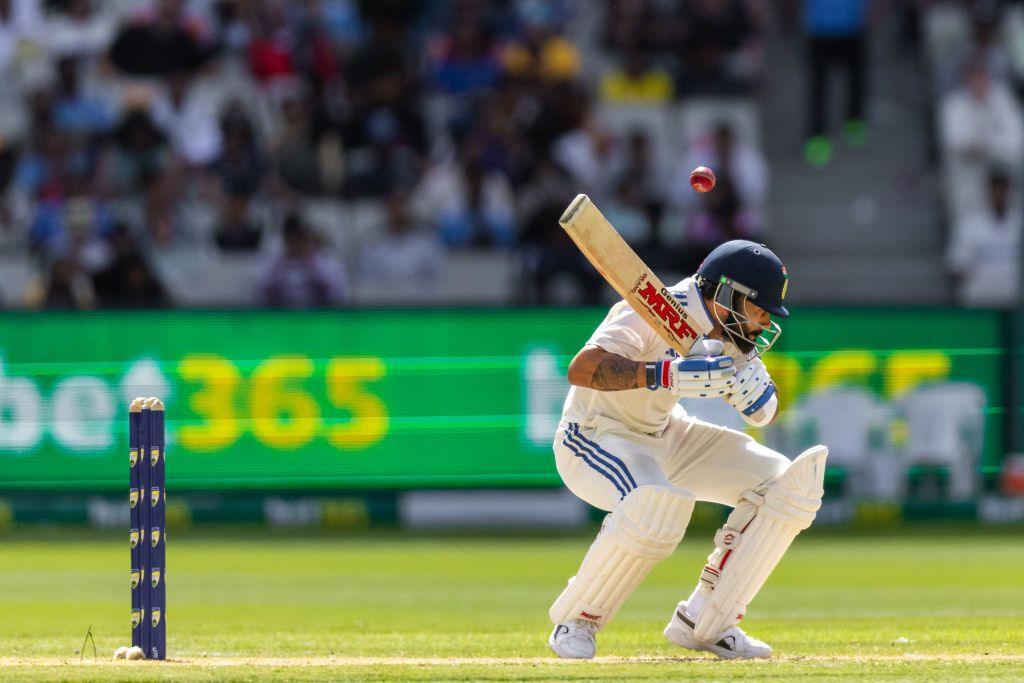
[631,274,699,342]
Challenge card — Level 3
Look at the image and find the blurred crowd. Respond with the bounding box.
[928,0,1024,308]
[0,0,771,309]
[13,0,1019,311]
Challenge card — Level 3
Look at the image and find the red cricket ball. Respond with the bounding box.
[690,166,716,193]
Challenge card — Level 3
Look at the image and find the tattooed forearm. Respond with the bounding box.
[591,354,644,391]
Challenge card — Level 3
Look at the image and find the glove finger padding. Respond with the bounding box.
[669,356,736,398]
[673,378,734,398]
[727,359,772,412]
[674,357,735,381]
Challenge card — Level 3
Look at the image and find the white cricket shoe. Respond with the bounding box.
[663,602,772,660]
[549,619,598,659]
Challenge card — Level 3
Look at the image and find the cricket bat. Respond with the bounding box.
[559,193,701,357]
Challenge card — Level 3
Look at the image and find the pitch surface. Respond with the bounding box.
[1,526,1022,681]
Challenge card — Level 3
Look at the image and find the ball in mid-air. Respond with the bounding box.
[689,166,716,193]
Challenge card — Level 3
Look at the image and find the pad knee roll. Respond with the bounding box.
[693,446,827,641]
[550,484,695,627]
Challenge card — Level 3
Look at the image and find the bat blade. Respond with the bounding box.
[559,194,700,357]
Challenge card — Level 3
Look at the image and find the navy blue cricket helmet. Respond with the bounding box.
[697,240,789,318]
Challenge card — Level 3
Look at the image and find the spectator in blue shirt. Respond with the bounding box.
[52,56,115,139]
[804,0,871,165]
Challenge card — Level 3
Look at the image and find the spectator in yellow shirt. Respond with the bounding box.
[501,22,580,83]
[599,51,674,104]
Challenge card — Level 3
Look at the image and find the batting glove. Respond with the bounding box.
[647,355,735,398]
[725,357,777,424]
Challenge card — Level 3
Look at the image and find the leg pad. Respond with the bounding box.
[693,446,827,641]
[550,484,695,628]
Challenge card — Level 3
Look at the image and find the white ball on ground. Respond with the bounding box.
[113,646,128,659]
[125,646,145,660]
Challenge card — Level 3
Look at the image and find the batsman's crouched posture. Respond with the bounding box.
[548,240,828,660]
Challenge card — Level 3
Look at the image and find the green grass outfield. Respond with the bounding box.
[1,526,1023,681]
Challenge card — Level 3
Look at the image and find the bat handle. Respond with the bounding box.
[687,338,724,358]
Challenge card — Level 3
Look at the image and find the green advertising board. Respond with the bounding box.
[768,308,1006,475]
[0,308,1006,491]
[1015,310,1024,453]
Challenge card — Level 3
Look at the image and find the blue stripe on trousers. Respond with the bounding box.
[562,436,627,499]
[565,423,634,493]
[570,424,639,489]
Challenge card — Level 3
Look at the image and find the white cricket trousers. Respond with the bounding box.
[554,406,790,511]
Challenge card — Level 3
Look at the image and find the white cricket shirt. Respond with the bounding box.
[560,277,718,435]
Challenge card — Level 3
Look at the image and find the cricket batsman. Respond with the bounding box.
[548,239,828,660]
